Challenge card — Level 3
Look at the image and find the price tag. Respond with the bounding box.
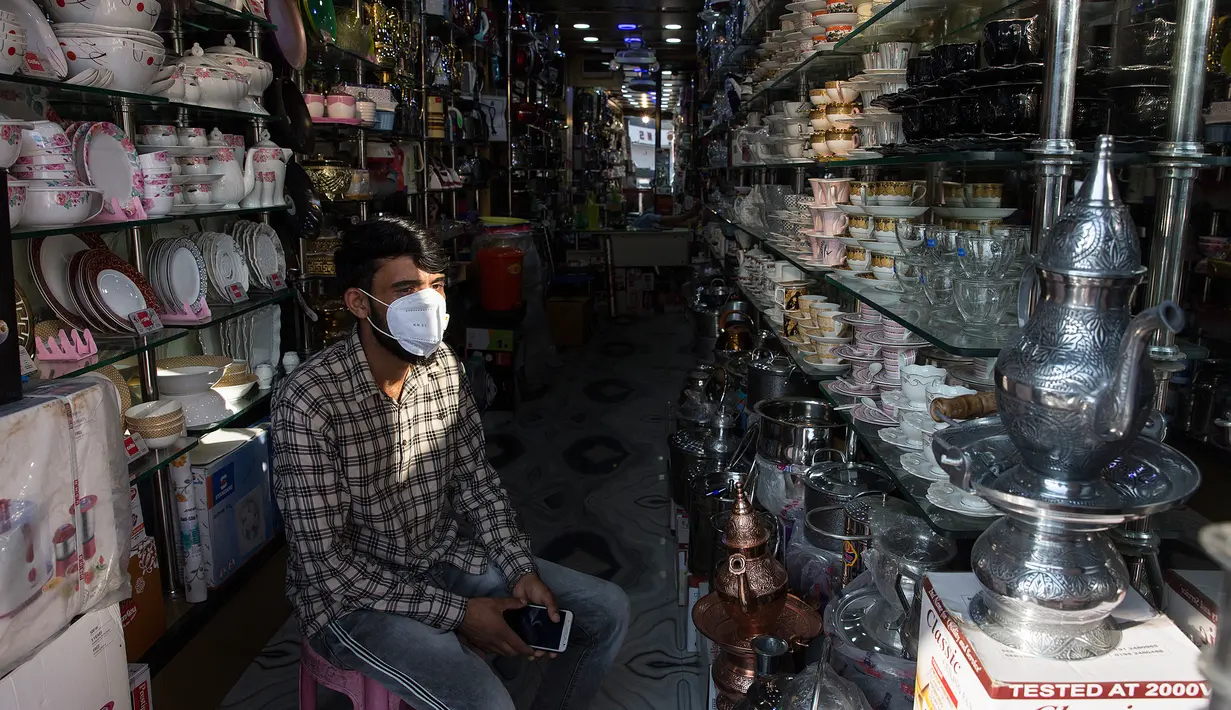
[224,283,249,303]
[128,309,163,336]
[269,272,285,290]
[18,348,36,376]
[123,433,150,464]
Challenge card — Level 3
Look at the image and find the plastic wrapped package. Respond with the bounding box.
[752,456,806,522]
[823,571,917,710]
[0,379,131,677]
[785,512,844,612]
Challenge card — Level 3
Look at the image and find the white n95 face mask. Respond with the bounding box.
[360,287,450,356]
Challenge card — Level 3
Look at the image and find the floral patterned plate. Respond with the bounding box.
[77,121,144,219]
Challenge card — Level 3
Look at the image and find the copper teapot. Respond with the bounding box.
[715,483,787,634]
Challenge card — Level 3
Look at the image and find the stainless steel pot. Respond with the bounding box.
[746,351,808,410]
[753,398,848,468]
[803,458,894,553]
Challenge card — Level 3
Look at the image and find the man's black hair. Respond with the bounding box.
[334,217,450,292]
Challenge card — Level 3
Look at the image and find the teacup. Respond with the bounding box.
[874,180,926,205]
[140,125,177,147]
[964,182,1003,207]
[814,236,846,265]
[872,217,897,240]
[882,320,910,341]
[815,310,850,337]
[813,207,848,236]
[799,294,829,313]
[808,176,851,207]
[921,421,951,466]
[850,181,874,205]
[942,181,966,206]
[774,280,809,310]
[305,93,326,117]
[901,364,947,404]
[846,245,869,271]
[177,127,207,147]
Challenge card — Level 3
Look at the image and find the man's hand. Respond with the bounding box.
[458,597,533,658]
[513,573,560,659]
[513,573,560,622]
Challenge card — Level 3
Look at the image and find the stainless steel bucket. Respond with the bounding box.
[746,352,808,410]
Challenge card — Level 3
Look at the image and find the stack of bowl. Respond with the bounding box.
[0,11,27,75]
[211,360,259,405]
[155,355,230,428]
[51,0,166,95]
[124,400,185,448]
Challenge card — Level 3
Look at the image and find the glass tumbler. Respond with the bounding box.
[897,222,931,255]
[923,228,960,263]
[920,263,956,310]
[955,278,1015,327]
[894,254,925,299]
[954,230,1011,278]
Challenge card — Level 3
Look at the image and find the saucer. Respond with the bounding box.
[853,403,896,426]
[872,370,902,389]
[882,390,926,413]
[949,364,992,384]
[836,312,883,327]
[864,330,927,348]
[878,426,922,450]
[926,482,1001,517]
[829,378,880,398]
[831,344,881,361]
[900,453,948,482]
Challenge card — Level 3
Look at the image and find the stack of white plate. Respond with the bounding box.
[148,237,207,318]
[0,9,27,75]
[53,23,166,93]
[191,231,249,301]
[229,220,286,290]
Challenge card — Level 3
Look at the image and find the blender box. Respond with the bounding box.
[0,604,129,710]
[191,426,275,588]
[1164,569,1222,648]
[915,573,1208,710]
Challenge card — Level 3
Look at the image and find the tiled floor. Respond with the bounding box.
[217,315,706,710]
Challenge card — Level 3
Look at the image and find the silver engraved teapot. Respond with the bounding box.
[995,135,1184,480]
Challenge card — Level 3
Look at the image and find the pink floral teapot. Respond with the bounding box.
[240,129,293,208]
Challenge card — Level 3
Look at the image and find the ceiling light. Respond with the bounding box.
[662,70,672,76]
[573,23,590,29]
[642,116,651,124]
[665,23,682,29]
[583,36,598,42]
[666,37,682,44]
[617,23,638,30]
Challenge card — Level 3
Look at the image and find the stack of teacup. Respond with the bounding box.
[139,149,174,215]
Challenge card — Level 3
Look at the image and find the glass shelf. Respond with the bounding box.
[129,437,199,483]
[12,204,289,240]
[178,289,293,330]
[740,51,860,109]
[31,328,190,381]
[727,150,1231,171]
[824,273,1015,356]
[187,384,272,433]
[833,0,1034,52]
[0,73,168,108]
[314,41,414,82]
[742,0,790,41]
[737,284,842,382]
[188,0,277,29]
[708,206,832,277]
[818,380,992,538]
[158,101,275,121]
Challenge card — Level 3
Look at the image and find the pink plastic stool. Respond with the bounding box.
[299,638,413,710]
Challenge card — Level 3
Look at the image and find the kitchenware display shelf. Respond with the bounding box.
[817,379,992,537]
[825,274,1015,356]
[28,328,191,382]
[176,0,278,29]
[177,289,296,330]
[707,205,832,279]
[728,150,1231,170]
[188,384,275,434]
[12,205,290,240]
[130,437,200,484]
[736,283,841,382]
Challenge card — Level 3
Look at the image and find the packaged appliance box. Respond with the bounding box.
[191,425,276,588]
[129,663,153,710]
[120,535,165,660]
[1165,569,1222,648]
[465,328,523,411]
[0,380,131,678]
[915,572,1208,710]
[0,604,129,710]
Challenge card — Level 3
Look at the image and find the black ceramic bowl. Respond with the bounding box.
[982,17,1041,67]
[1104,85,1170,139]
[1124,18,1175,66]
[933,43,980,74]
[977,82,1041,136]
[907,55,934,87]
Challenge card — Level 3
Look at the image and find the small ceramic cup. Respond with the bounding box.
[177,126,207,147]
[305,93,326,118]
[255,363,275,389]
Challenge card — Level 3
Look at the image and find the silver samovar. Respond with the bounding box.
[934,136,1202,660]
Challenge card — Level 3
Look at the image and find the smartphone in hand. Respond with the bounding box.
[502,604,573,653]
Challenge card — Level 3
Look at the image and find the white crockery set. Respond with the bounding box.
[136,125,291,212]
[147,42,259,113]
[49,0,166,92]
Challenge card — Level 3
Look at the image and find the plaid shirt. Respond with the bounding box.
[271,330,536,639]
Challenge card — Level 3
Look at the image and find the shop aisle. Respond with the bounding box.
[217,314,706,710]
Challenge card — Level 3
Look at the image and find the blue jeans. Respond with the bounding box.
[310,558,630,710]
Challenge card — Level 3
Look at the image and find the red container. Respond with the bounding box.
[477,245,525,311]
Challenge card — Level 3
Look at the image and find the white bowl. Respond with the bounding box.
[0,31,26,75]
[15,153,76,166]
[20,120,71,155]
[58,36,165,92]
[47,0,161,31]
[168,391,227,427]
[213,380,255,405]
[21,185,102,226]
[155,363,224,395]
[10,167,77,180]
[142,193,173,215]
[0,124,20,169]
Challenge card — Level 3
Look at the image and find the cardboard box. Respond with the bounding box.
[120,536,165,661]
[1165,569,1222,648]
[130,484,148,540]
[546,296,593,347]
[191,426,275,588]
[915,572,1208,710]
[129,663,153,710]
[0,605,129,710]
